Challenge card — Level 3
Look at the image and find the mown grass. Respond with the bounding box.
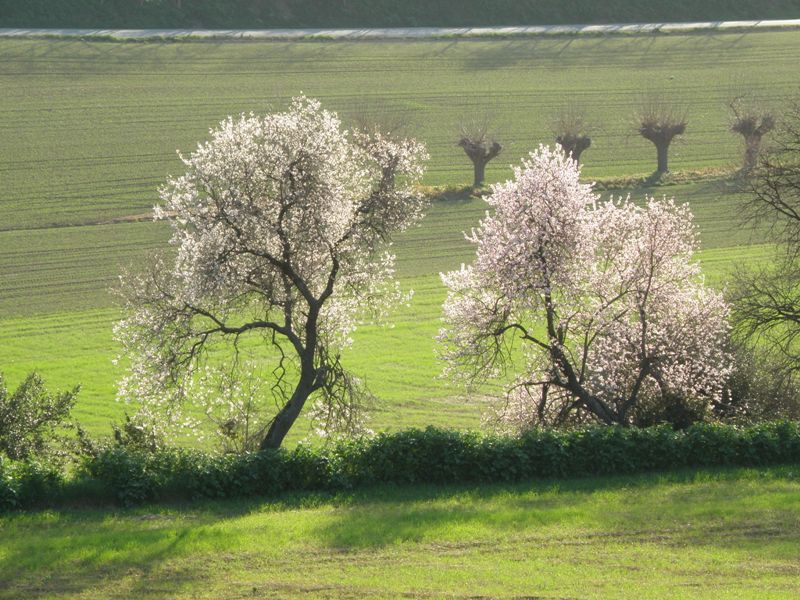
[0,180,762,317]
[1,466,799,598]
[0,186,775,439]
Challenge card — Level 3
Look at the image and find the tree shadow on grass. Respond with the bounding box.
[1,465,798,596]
[451,29,756,73]
[310,465,800,551]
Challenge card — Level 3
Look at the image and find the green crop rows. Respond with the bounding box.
[0,31,796,439]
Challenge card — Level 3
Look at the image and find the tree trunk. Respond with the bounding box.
[472,159,487,188]
[260,367,316,449]
[744,135,762,171]
[556,136,591,164]
[459,139,501,189]
[656,142,669,174]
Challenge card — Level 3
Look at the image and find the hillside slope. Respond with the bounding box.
[2,0,800,29]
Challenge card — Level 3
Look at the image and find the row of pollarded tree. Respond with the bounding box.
[460,96,776,188]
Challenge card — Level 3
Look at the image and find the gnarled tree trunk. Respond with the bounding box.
[744,135,763,171]
[733,117,774,171]
[260,363,317,449]
[639,123,685,175]
[459,138,502,188]
[656,142,669,174]
[556,134,591,163]
[637,104,686,176]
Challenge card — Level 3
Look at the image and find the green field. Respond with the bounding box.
[2,28,800,600]
[0,188,775,439]
[0,31,796,440]
[3,32,800,230]
[2,466,799,598]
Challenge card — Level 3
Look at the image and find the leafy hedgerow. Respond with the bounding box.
[0,456,64,510]
[3,422,800,511]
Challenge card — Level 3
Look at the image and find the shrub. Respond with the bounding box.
[80,422,800,507]
[0,456,18,511]
[4,422,800,511]
[0,372,79,460]
[720,341,800,423]
[0,456,64,510]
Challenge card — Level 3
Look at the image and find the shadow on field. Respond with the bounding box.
[1,466,799,597]
[311,467,800,551]
[456,29,754,72]
[456,36,618,70]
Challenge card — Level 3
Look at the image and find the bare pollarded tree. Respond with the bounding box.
[637,100,687,175]
[730,95,775,172]
[458,118,503,189]
[552,109,592,163]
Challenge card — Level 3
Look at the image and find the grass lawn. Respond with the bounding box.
[2,465,799,598]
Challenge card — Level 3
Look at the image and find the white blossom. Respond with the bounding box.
[440,146,732,430]
[116,97,428,448]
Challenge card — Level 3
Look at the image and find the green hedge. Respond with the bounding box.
[2,0,799,29]
[3,422,800,510]
[0,456,64,511]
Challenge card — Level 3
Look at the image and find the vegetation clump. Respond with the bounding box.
[0,373,78,461]
[731,100,800,405]
[3,422,800,510]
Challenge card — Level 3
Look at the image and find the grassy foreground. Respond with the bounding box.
[1,465,799,598]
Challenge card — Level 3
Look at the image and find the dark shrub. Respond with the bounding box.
[5,422,800,510]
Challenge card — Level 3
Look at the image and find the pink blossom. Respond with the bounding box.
[440,146,732,430]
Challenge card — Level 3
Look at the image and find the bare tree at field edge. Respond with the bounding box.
[458,119,503,189]
[553,109,592,163]
[637,101,687,176]
[730,95,775,172]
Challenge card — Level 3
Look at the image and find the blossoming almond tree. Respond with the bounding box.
[116,97,428,449]
[439,146,732,431]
